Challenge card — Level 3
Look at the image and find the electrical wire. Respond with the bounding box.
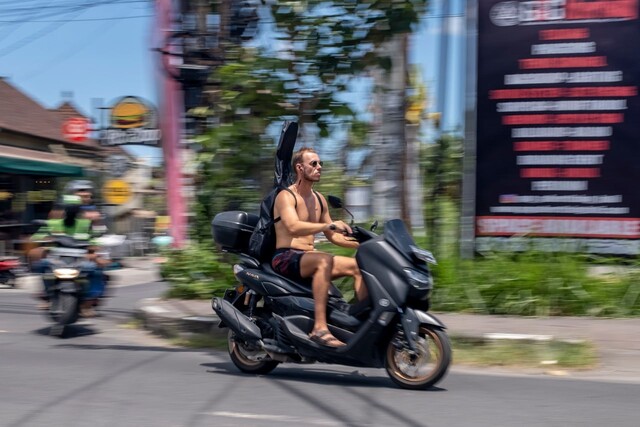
[0,15,152,23]
[22,18,119,81]
[0,7,87,59]
[0,0,153,58]
[0,0,150,22]
[0,0,55,42]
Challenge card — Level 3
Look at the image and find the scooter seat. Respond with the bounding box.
[260,263,343,298]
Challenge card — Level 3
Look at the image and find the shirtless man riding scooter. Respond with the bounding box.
[272,147,367,348]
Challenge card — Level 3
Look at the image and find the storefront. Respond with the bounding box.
[0,151,88,254]
[0,78,101,255]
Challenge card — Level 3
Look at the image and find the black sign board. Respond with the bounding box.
[475,0,640,255]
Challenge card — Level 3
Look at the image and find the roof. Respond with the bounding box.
[50,101,89,123]
[0,78,73,143]
[49,101,103,150]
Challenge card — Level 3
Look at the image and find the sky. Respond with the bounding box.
[0,0,160,163]
[0,0,465,163]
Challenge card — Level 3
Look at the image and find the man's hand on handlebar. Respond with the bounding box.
[325,220,353,236]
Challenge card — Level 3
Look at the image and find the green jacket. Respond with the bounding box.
[32,218,93,241]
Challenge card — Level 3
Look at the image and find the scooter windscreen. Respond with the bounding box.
[383,219,427,266]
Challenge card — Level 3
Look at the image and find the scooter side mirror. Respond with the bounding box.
[327,195,354,225]
[327,195,343,209]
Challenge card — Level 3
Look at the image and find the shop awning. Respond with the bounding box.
[0,156,83,176]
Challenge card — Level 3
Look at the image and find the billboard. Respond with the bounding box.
[100,96,162,146]
[475,0,640,255]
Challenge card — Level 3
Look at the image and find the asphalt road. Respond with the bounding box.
[1,281,639,427]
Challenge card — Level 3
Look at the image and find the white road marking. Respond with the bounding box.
[143,306,169,314]
[204,411,341,426]
[484,333,553,341]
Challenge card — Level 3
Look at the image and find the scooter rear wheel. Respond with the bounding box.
[227,310,279,375]
[385,326,451,390]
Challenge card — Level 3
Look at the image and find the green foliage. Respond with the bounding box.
[422,134,463,252]
[192,52,291,241]
[160,243,237,299]
[452,336,597,369]
[431,252,640,317]
[192,1,430,241]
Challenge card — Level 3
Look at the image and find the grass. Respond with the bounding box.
[170,332,229,350]
[451,336,597,369]
[154,329,598,371]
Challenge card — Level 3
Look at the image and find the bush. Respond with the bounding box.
[431,252,640,317]
[160,243,237,299]
[159,241,640,318]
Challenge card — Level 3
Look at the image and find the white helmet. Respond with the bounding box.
[65,180,94,194]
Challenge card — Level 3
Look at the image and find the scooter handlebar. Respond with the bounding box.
[346,225,377,243]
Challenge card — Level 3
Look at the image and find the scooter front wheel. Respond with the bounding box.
[385,326,451,390]
[49,292,79,326]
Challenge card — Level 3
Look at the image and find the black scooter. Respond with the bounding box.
[211,197,451,390]
[35,235,100,336]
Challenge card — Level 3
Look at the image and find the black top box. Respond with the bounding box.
[211,211,259,253]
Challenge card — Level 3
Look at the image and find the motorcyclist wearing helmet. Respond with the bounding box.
[31,195,108,316]
[65,180,107,235]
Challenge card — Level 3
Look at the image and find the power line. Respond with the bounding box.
[0,15,152,23]
[0,0,153,56]
[22,18,119,81]
[0,0,151,23]
[0,0,54,42]
[0,8,87,59]
[0,0,149,13]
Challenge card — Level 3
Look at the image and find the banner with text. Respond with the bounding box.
[476,0,640,255]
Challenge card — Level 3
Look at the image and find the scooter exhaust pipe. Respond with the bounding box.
[211,297,262,342]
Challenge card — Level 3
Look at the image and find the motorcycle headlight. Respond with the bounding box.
[403,268,433,291]
[53,268,80,280]
[409,245,437,264]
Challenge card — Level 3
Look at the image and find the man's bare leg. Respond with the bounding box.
[300,252,345,346]
[332,256,368,302]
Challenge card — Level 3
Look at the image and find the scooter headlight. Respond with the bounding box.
[403,268,432,291]
[409,245,437,264]
[53,268,80,280]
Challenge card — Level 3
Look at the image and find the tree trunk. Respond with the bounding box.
[372,33,408,224]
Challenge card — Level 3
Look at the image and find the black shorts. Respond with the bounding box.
[272,248,305,282]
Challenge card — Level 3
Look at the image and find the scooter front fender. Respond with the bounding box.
[414,310,446,329]
[58,281,81,294]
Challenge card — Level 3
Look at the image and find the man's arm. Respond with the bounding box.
[318,193,359,249]
[276,190,333,236]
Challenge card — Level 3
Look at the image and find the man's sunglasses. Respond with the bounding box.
[308,160,323,167]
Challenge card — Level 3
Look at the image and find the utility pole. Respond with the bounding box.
[155,0,187,247]
[437,0,452,138]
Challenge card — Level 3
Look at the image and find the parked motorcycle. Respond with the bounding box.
[0,256,26,288]
[211,197,451,390]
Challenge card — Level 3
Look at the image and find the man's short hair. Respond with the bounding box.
[292,147,317,168]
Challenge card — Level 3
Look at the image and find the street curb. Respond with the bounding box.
[135,299,226,340]
[135,300,576,347]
